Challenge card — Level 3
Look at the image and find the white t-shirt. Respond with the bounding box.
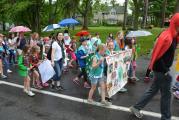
[64,39,71,45]
[52,41,62,61]
[8,38,16,50]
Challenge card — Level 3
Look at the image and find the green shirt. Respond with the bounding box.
[18,55,28,77]
[89,53,104,78]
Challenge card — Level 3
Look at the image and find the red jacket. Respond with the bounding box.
[149,13,179,70]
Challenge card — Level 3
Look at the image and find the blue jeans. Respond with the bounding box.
[2,57,9,71]
[134,72,172,120]
[128,62,133,78]
[9,49,16,64]
[53,58,63,81]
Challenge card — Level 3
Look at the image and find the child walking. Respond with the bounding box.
[88,44,111,106]
[29,46,42,89]
[18,45,35,96]
[73,37,90,88]
[68,36,77,67]
[126,38,139,83]
[173,52,179,99]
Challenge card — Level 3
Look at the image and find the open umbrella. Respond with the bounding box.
[75,30,90,36]
[43,24,61,32]
[126,30,152,38]
[58,18,79,26]
[9,26,31,32]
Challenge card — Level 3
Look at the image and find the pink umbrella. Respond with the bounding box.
[9,26,31,33]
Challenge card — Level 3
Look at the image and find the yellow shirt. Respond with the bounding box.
[176,53,179,71]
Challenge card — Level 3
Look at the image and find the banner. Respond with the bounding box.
[86,53,95,75]
[38,59,55,83]
[106,49,132,97]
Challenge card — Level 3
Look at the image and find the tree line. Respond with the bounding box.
[0,0,179,33]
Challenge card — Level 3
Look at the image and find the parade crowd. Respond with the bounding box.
[0,26,179,118]
[0,30,178,101]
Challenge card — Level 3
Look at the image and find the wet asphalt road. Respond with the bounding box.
[0,56,178,120]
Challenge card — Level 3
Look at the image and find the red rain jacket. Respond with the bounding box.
[149,13,179,70]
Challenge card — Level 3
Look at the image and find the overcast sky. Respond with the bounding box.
[48,0,125,5]
[102,0,125,5]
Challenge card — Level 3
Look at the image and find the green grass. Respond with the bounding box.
[41,26,163,56]
[137,28,164,55]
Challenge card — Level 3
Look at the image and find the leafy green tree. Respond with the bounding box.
[78,0,93,30]
[123,0,128,30]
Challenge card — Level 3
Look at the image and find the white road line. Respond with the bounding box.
[0,81,179,120]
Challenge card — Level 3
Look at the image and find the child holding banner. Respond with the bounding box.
[106,41,127,94]
[18,45,35,97]
[88,44,111,106]
[29,46,42,89]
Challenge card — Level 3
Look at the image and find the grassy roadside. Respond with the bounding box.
[41,26,163,56]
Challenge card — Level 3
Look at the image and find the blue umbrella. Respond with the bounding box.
[58,18,79,26]
[43,24,61,32]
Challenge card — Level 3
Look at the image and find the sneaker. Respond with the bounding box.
[105,97,113,102]
[87,99,94,104]
[84,82,91,89]
[119,88,128,93]
[129,106,143,118]
[144,77,150,83]
[134,77,140,81]
[128,78,136,84]
[1,74,7,79]
[72,78,80,86]
[42,83,49,87]
[173,91,179,99]
[56,86,64,91]
[7,69,12,73]
[132,77,139,81]
[27,91,35,97]
[172,85,179,91]
[23,89,28,93]
[101,100,112,106]
[35,84,43,89]
[50,84,55,90]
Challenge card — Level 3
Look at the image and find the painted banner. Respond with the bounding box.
[38,59,55,83]
[106,49,132,97]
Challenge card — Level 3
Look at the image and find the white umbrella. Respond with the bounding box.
[126,30,152,38]
[42,24,61,32]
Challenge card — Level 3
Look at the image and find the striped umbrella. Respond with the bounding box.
[43,24,61,32]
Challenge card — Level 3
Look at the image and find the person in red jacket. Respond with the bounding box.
[130,13,179,120]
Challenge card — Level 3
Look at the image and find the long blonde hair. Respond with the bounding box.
[96,43,106,53]
[116,31,125,49]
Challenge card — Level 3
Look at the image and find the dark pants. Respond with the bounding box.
[9,49,16,64]
[145,68,151,77]
[134,72,172,120]
[78,68,88,82]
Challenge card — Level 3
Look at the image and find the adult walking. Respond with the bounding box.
[50,32,64,91]
[130,13,179,120]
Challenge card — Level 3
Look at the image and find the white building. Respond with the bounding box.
[93,6,125,24]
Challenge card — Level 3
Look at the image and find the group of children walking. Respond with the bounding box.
[1,29,178,104]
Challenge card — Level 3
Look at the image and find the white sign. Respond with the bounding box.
[38,60,55,83]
